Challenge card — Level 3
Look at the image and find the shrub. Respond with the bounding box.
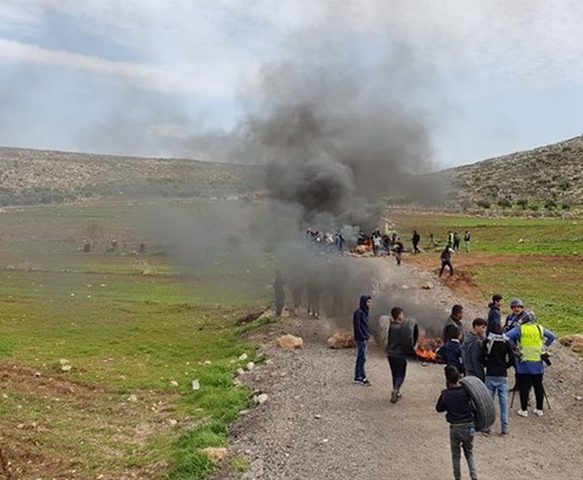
[544,199,557,210]
[516,198,529,209]
[476,199,491,209]
[561,203,571,210]
[497,198,512,209]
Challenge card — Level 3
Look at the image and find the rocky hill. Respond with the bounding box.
[1,136,582,212]
[0,147,262,205]
[440,135,583,213]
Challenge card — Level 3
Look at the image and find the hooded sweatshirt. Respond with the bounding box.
[487,303,502,335]
[479,333,515,377]
[462,331,485,380]
[353,295,371,342]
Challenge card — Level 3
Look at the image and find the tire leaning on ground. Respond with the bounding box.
[399,318,419,355]
[460,376,496,432]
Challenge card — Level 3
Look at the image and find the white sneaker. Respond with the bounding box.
[517,409,528,418]
[533,409,544,416]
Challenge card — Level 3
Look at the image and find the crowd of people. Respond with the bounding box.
[352,294,557,480]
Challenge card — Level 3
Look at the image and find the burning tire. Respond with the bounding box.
[460,376,496,432]
[400,318,419,355]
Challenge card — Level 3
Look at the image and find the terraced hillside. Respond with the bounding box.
[0,147,262,205]
[441,135,583,212]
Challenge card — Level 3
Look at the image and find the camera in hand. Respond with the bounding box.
[541,352,551,366]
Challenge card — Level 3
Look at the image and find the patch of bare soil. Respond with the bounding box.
[0,361,177,479]
[215,259,583,480]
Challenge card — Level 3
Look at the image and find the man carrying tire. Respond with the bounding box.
[436,365,479,480]
[353,295,372,386]
[386,306,408,403]
[505,313,556,417]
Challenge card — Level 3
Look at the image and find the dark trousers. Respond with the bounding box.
[413,243,420,254]
[439,260,453,277]
[388,356,407,391]
[517,373,544,410]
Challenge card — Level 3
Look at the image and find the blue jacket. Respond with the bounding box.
[353,295,371,342]
[439,339,465,375]
[505,321,556,374]
[487,304,502,335]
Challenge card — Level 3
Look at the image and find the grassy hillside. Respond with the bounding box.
[0,147,262,206]
[441,135,583,213]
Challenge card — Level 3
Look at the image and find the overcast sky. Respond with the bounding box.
[1,0,583,168]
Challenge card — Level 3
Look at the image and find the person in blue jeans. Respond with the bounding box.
[436,365,478,480]
[353,295,372,386]
[479,323,516,435]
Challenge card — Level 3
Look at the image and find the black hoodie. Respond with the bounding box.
[479,333,516,377]
[353,295,371,341]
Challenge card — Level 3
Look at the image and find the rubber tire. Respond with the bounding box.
[460,376,496,432]
[400,318,419,355]
[376,315,392,349]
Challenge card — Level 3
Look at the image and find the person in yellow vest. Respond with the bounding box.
[505,309,556,417]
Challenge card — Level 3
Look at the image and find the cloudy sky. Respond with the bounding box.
[1,0,583,168]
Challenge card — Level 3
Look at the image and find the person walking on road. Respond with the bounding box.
[439,244,454,278]
[436,365,479,480]
[386,306,408,403]
[479,323,515,435]
[412,230,421,254]
[506,313,556,417]
[353,295,372,386]
[463,318,487,380]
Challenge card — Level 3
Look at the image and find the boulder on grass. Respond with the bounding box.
[560,334,583,353]
[277,334,303,350]
[202,447,227,463]
[327,332,355,349]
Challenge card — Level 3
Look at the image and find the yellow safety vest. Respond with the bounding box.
[520,323,544,362]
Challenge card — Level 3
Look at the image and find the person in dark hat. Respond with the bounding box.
[486,294,503,335]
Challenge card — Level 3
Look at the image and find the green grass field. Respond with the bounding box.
[0,200,273,479]
[391,211,583,336]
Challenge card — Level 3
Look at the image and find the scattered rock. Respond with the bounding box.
[246,362,255,371]
[401,284,409,290]
[420,282,434,290]
[277,334,304,350]
[575,396,582,401]
[236,368,246,375]
[204,360,212,365]
[60,364,72,372]
[254,393,269,405]
[168,419,178,426]
[327,331,355,349]
[559,334,583,353]
[202,447,228,463]
[518,238,524,243]
[170,380,179,387]
[314,414,322,419]
[127,394,138,402]
[34,371,42,378]
[192,379,201,390]
[238,353,249,361]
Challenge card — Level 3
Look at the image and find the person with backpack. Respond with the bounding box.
[353,295,372,386]
[439,244,454,277]
[386,306,408,403]
[479,323,516,435]
[505,313,556,417]
[436,365,479,480]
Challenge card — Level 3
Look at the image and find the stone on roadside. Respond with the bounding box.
[202,447,227,463]
[559,334,583,353]
[254,393,269,405]
[127,394,138,402]
[238,353,248,361]
[420,282,434,290]
[246,362,255,371]
[192,379,201,390]
[327,332,355,349]
[277,334,304,350]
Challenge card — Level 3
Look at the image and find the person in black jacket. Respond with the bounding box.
[353,295,372,386]
[439,244,454,277]
[436,365,478,480]
[439,326,465,375]
[411,230,421,254]
[486,294,503,335]
[386,306,407,403]
[479,323,516,435]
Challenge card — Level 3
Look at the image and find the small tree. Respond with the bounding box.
[497,198,512,209]
[476,199,491,209]
[516,198,529,209]
[544,199,557,210]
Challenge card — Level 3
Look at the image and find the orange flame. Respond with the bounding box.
[416,336,443,362]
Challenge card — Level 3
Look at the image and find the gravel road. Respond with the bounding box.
[216,259,583,480]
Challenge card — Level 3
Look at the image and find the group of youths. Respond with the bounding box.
[352,294,557,480]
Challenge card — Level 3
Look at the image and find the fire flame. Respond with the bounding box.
[416,336,443,362]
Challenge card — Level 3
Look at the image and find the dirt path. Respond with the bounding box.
[216,259,583,479]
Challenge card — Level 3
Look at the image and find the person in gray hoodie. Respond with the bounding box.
[462,318,487,381]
